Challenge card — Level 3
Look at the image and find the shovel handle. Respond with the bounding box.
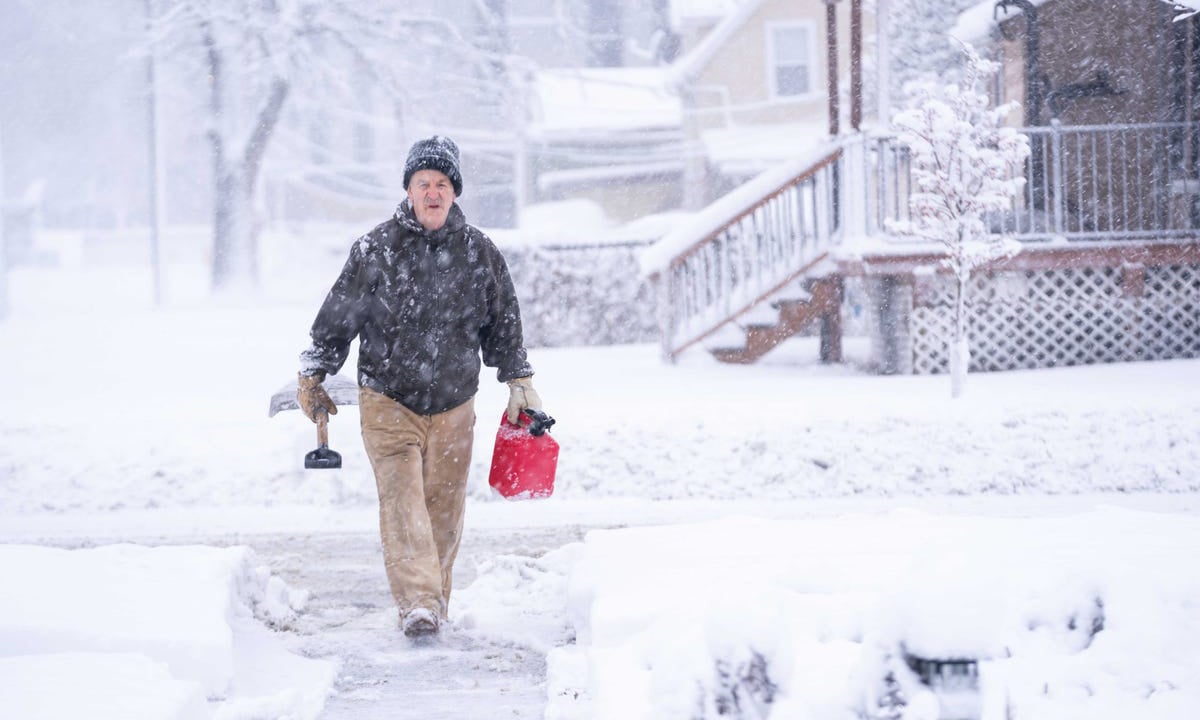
[316,408,329,448]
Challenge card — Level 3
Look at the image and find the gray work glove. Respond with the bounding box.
[297,372,338,423]
[506,376,542,425]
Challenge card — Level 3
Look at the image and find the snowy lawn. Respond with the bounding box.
[2,263,1199,719]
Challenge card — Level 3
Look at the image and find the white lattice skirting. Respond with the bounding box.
[910,265,1200,374]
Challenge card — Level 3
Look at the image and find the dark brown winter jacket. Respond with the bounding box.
[300,199,532,415]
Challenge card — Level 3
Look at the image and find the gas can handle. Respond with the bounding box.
[522,408,556,436]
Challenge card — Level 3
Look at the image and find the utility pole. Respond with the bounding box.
[0,121,8,321]
[145,0,165,306]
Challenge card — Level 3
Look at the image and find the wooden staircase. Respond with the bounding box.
[644,143,850,363]
[710,275,844,364]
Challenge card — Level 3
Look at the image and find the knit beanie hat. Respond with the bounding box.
[403,135,463,197]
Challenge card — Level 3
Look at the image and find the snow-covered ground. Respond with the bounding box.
[2,258,1199,719]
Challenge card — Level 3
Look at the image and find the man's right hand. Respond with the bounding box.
[297,372,338,422]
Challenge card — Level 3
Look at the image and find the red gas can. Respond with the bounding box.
[488,409,559,499]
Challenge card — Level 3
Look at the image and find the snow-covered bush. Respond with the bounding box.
[505,244,659,348]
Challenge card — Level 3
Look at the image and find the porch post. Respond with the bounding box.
[876,0,891,124]
[653,269,677,363]
[850,0,862,130]
[1050,119,1065,236]
[841,132,869,240]
[819,275,845,363]
[825,0,840,136]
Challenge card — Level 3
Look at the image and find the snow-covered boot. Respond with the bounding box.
[402,608,440,638]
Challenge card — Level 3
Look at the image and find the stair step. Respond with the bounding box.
[771,294,813,311]
[710,347,757,364]
[708,276,845,365]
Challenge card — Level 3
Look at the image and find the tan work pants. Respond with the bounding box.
[359,387,475,619]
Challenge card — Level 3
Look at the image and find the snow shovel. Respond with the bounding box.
[268,374,359,470]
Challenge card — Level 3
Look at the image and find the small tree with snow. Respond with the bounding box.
[889,44,1030,398]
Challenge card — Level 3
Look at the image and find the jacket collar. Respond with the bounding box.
[395,198,466,241]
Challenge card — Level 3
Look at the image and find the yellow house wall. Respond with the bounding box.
[686,0,874,131]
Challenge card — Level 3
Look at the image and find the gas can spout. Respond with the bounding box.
[522,408,556,436]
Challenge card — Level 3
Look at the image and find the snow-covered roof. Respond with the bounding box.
[951,0,1055,44]
[701,120,830,178]
[528,67,682,138]
[668,0,746,30]
[668,0,766,87]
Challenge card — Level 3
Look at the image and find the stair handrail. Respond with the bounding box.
[642,141,845,361]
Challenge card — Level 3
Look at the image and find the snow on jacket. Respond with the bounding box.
[301,199,533,415]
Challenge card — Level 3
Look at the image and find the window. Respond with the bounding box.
[768,23,814,99]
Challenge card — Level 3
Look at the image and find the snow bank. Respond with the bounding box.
[0,652,205,720]
[0,544,334,719]
[542,509,1200,720]
[453,543,582,653]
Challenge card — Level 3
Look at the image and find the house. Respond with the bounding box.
[267,1,677,231]
[667,0,876,208]
[954,0,1200,236]
[643,0,1200,375]
[523,66,685,224]
[519,0,877,222]
[957,0,1194,127]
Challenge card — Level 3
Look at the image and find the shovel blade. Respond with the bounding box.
[268,374,361,417]
[304,446,342,470]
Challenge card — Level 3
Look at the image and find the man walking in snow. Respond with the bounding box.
[296,135,543,638]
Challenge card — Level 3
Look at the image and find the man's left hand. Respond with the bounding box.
[506,376,542,425]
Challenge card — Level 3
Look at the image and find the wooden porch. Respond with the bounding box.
[645,127,1200,373]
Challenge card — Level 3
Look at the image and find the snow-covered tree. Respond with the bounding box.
[150,0,514,292]
[889,44,1030,398]
[887,0,980,105]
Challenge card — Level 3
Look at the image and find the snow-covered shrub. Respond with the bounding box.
[700,650,778,720]
[505,243,659,348]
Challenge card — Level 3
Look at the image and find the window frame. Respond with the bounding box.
[765,20,818,101]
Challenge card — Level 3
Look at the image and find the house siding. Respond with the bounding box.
[679,0,875,207]
[995,0,1180,126]
[688,0,865,130]
[985,0,1200,236]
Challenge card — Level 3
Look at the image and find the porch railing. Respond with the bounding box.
[650,122,1200,362]
[869,120,1200,241]
[647,145,844,360]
